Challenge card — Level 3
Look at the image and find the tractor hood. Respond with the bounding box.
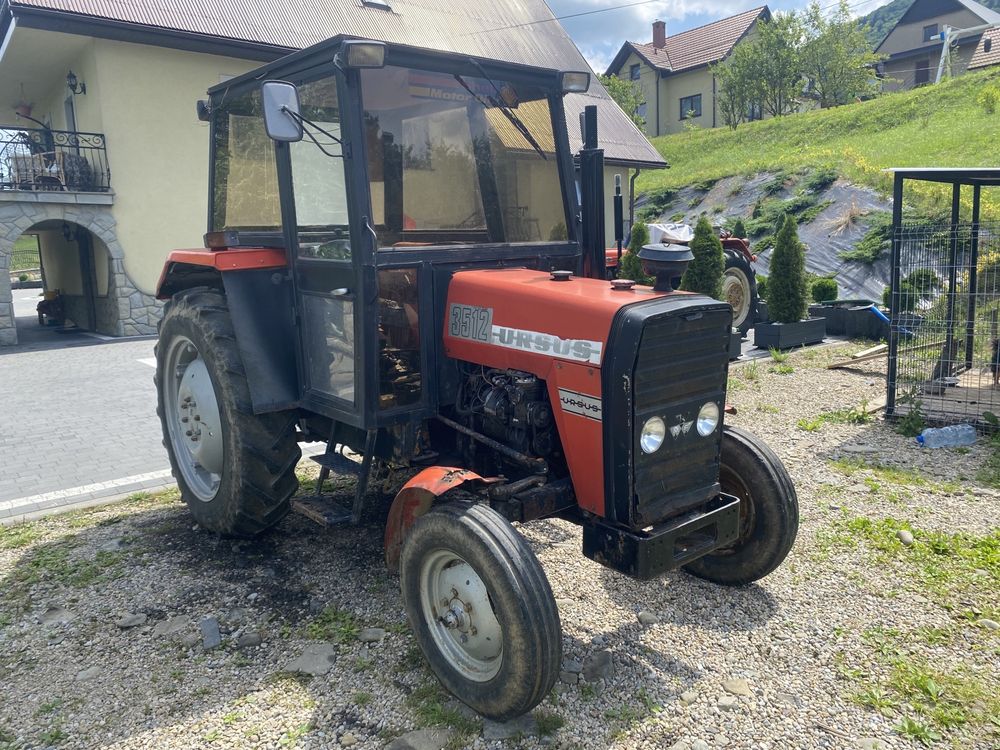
[443,268,674,372]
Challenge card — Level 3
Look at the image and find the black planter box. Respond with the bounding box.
[809,304,847,336]
[754,317,826,350]
[729,329,743,361]
[843,306,888,341]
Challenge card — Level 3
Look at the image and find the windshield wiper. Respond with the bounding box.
[454,69,547,161]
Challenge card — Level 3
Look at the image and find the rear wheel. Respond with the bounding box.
[723,251,759,334]
[683,426,798,585]
[156,288,300,536]
[400,503,561,720]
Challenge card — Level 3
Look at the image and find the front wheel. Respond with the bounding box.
[683,426,798,585]
[400,503,561,720]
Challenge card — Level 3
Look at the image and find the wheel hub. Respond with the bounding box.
[163,336,224,502]
[420,552,502,681]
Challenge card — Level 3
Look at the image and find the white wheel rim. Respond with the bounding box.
[723,268,752,328]
[418,549,503,682]
[163,335,223,502]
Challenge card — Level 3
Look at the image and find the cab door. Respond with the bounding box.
[276,72,370,423]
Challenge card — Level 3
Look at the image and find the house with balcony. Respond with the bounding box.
[875,0,1000,91]
[0,0,664,347]
[604,8,771,136]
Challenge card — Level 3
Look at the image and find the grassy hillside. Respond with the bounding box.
[639,68,1000,217]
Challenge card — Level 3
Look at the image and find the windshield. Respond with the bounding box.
[361,66,568,248]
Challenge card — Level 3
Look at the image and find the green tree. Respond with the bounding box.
[599,74,646,130]
[731,218,747,238]
[756,13,804,118]
[620,222,653,284]
[712,41,764,129]
[800,1,883,108]
[680,217,724,299]
[768,214,808,323]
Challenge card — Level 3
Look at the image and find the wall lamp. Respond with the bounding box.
[66,70,86,96]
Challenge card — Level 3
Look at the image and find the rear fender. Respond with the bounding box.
[384,467,498,573]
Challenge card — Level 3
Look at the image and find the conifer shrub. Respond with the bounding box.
[620,222,653,284]
[679,216,724,299]
[811,277,838,303]
[767,214,808,323]
[731,218,747,238]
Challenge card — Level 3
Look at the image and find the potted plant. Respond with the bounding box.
[754,215,826,349]
[807,276,847,334]
[679,217,741,358]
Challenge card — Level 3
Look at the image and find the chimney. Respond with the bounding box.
[652,20,666,49]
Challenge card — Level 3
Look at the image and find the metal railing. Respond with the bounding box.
[0,126,111,192]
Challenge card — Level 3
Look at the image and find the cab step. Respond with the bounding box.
[291,496,353,527]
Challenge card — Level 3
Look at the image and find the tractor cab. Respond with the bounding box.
[197,39,587,431]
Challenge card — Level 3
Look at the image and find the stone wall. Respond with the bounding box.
[0,194,163,345]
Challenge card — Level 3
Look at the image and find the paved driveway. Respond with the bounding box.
[0,288,170,522]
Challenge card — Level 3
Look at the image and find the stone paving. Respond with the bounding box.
[0,299,170,522]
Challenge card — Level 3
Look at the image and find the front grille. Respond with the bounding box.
[632,308,730,525]
[602,295,731,526]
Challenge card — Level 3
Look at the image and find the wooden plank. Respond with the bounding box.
[828,339,946,369]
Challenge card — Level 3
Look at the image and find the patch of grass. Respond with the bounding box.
[755,403,780,414]
[768,347,789,363]
[0,523,43,550]
[7,543,124,590]
[976,433,1000,489]
[304,606,359,643]
[820,513,998,615]
[770,363,795,375]
[534,710,565,737]
[39,727,67,745]
[35,698,64,717]
[406,682,480,734]
[797,401,873,431]
[353,657,373,672]
[278,722,313,746]
[578,683,596,701]
[265,671,314,688]
[738,360,761,382]
[354,691,372,707]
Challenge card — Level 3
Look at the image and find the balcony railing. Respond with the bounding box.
[0,126,111,192]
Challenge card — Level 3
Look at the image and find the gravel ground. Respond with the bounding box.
[1,341,997,750]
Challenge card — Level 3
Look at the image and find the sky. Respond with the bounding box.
[550,0,893,74]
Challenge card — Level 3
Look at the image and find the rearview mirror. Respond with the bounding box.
[261,81,303,142]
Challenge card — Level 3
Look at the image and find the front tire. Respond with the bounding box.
[155,288,300,537]
[684,426,798,585]
[400,503,561,720]
[723,251,759,334]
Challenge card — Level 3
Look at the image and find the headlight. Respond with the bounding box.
[697,402,720,437]
[640,416,666,454]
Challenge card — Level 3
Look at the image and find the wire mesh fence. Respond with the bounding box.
[10,236,40,274]
[888,220,1000,428]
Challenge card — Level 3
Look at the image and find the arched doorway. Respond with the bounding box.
[11,220,120,338]
[0,199,157,346]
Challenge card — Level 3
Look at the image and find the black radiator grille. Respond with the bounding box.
[631,308,730,525]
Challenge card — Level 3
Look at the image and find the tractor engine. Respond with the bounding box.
[458,368,556,461]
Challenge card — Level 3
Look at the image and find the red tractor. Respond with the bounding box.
[155,37,798,720]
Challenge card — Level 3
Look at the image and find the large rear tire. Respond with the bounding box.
[723,251,759,335]
[683,426,798,585]
[155,288,300,537]
[400,503,561,720]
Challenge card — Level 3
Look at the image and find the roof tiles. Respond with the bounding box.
[614,6,768,76]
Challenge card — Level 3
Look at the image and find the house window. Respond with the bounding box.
[679,94,702,119]
[923,24,938,42]
[629,64,641,81]
[915,59,931,86]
